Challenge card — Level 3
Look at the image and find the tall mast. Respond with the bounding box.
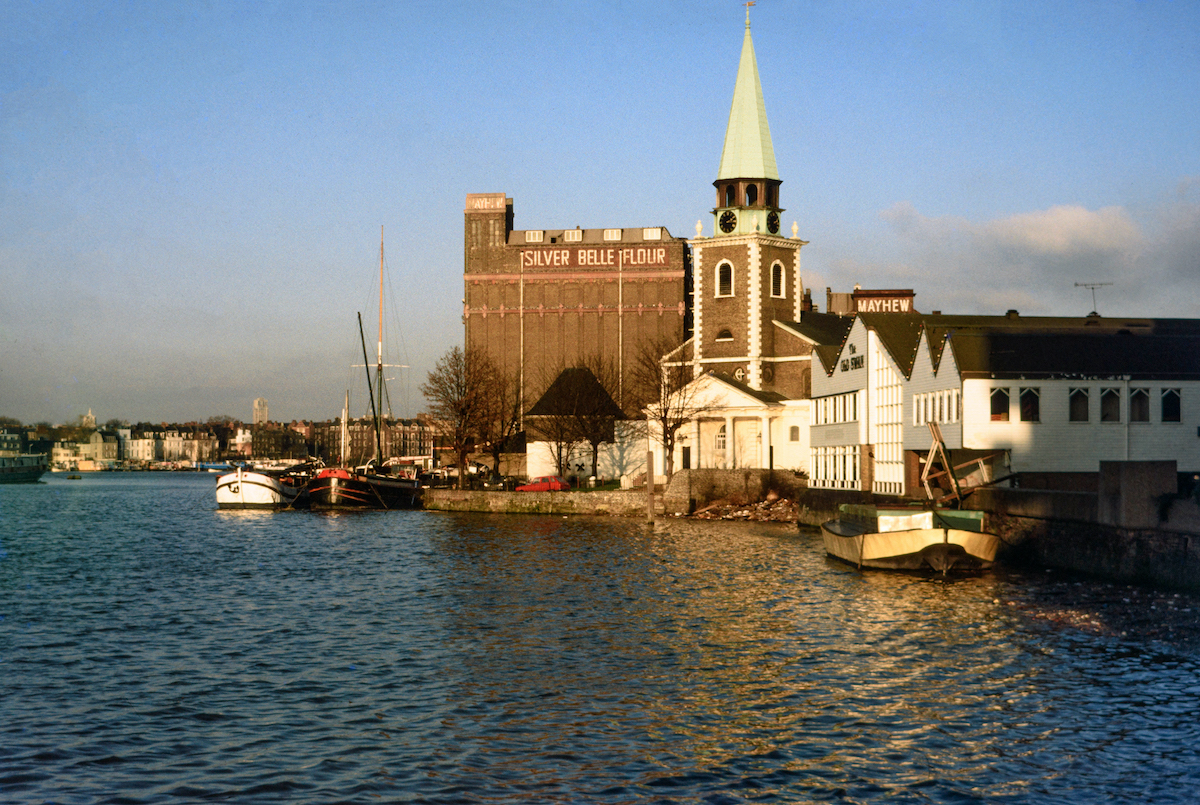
[378,226,385,433]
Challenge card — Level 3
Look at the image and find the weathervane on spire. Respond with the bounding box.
[744,0,755,26]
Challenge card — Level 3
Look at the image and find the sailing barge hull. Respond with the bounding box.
[307,468,420,510]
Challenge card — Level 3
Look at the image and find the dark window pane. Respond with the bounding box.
[990,388,1009,421]
[1069,388,1089,422]
[1101,388,1121,422]
[1020,388,1040,422]
[1163,389,1182,422]
[1130,388,1149,422]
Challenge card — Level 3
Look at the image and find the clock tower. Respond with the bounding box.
[689,7,808,394]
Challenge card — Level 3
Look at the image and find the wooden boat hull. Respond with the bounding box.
[215,468,306,509]
[820,520,1000,573]
[307,468,420,510]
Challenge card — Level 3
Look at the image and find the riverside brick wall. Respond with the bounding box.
[424,488,655,517]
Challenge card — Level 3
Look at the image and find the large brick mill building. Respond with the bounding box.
[463,194,692,412]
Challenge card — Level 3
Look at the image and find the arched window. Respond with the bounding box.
[724,185,736,207]
[715,424,727,451]
[716,262,733,297]
[715,329,733,341]
[746,184,758,206]
[770,262,784,297]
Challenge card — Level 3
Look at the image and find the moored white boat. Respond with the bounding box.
[820,504,1000,573]
[215,463,318,509]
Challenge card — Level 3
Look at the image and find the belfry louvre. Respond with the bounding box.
[464,192,692,412]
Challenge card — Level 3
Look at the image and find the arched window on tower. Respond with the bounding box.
[716,262,733,297]
[716,328,733,341]
[771,262,784,298]
[724,185,736,207]
[746,184,758,206]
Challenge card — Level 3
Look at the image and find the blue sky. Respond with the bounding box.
[2,0,1197,425]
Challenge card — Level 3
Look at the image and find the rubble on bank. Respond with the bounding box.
[690,491,799,522]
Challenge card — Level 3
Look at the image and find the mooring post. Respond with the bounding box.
[646,451,655,523]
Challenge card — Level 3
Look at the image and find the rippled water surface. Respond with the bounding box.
[3,474,1200,803]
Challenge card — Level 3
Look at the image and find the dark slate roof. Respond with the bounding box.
[787,310,1200,381]
[857,313,925,378]
[776,312,854,346]
[775,312,854,377]
[526,367,626,418]
[706,371,790,405]
[929,314,1200,380]
[948,330,1200,380]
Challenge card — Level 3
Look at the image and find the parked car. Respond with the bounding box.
[515,475,570,492]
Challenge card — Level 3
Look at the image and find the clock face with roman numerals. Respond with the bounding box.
[767,211,780,234]
[719,210,737,233]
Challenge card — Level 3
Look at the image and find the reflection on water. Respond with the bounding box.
[1,475,1199,803]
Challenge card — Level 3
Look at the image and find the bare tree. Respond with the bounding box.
[629,335,713,480]
[420,346,489,489]
[474,358,522,478]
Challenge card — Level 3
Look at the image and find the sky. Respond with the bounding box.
[2,0,1198,426]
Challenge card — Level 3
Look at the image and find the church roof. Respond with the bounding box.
[716,13,778,182]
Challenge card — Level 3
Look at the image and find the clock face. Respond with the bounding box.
[767,211,780,234]
[719,210,737,233]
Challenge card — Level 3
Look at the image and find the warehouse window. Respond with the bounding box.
[1163,389,1182,422]
[563,229,582,242]
[1020,388,1040,422]
[990,388,1010,421]
[1101,388,1121,423]
[1130,388,1149,422]
[603,229,622,241]
[1069,388,1089,422]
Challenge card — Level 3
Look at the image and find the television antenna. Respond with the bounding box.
[1074,282,1112,315]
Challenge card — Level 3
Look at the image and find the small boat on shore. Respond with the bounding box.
[215,462,320,510]
[0,454,49,484]
[820,504,1000,573]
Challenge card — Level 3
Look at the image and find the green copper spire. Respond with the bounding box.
[716,9,778,181]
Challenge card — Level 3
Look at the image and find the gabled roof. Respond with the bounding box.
[857,312,925,379]
[776,313,854,377]
[526,368,625,418]
[716,14,778,182]
[705,370,789,405]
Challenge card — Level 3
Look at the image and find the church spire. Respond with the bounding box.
[711,6,783,237]
[716,6,778,182]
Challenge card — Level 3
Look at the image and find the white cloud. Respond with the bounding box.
[858,197,1198,317]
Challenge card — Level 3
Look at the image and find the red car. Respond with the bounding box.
[515,475,570,492]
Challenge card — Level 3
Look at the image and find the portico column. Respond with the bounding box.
[694,419,702,469]
[760,415,771,469]
[725,415,736,469]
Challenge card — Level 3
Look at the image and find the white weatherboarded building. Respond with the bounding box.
[798,311,1200,496]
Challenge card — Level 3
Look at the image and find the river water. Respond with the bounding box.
[3,473,1200,804]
